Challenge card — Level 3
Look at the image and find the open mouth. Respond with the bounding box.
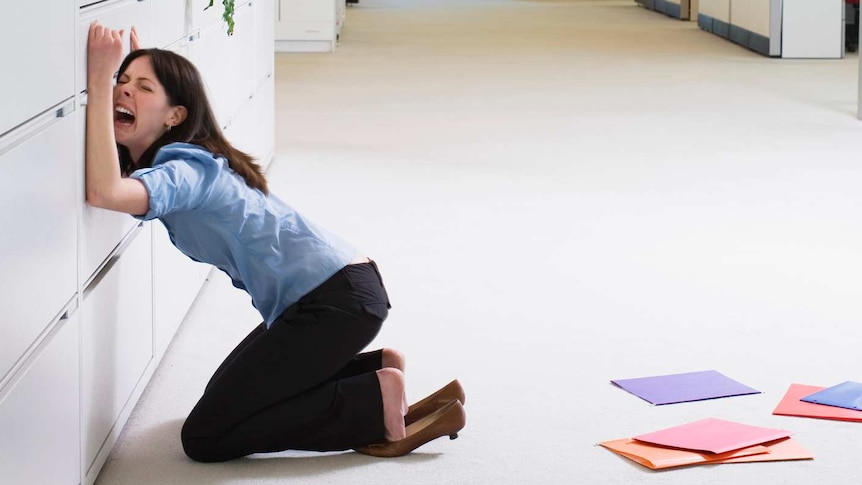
[114,105,136,126]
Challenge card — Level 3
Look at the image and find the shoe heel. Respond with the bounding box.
[355,400,465,458]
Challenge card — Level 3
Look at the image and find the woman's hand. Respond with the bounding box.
[85,21,151,216]
[87,21,125,91]
[130,25,141,51]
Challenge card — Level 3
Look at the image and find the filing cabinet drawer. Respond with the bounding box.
[193,4,256,127]
[189,0,238,31]
[258,75,275,164]
[0,312,79,485]
[152,222,208,362]
[224,91,259,161]
[78,0,155,93]
[279,0,335,22]
[77,108,140,285]
[152,0,188,48]
[224,79,273,172]
[279,20,336,41]
[232,75,275,168]
[255,0,275,81]
[0,108,77,382]
[0,0,74,135]
[81,223,153,472]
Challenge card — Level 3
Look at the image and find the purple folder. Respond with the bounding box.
[800,381,862,411]
[611,370,761,405]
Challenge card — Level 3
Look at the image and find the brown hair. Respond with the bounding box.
[117,48,268,194]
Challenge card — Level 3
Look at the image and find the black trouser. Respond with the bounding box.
[181,261,392,462]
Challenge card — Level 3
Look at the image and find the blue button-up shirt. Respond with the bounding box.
[131,143,356,327]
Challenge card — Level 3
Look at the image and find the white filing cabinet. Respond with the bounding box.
[274,0,342,52]
[698,0,843,58]
[0,1,275,484]
[0,106,78,385]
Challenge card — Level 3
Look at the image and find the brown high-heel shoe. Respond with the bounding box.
[405,379,466,426]
[355,399,466,458]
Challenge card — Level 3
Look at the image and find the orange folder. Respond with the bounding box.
[599,439,768,469]
[715,437,813,463]
[773,384,862,422]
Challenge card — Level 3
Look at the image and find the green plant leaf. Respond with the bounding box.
[205,0,236,36]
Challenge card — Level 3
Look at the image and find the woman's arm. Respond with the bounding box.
[85,21,150,215]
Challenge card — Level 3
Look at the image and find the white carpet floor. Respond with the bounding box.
[96,1,862,483]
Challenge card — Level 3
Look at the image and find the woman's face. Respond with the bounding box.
[113,56,184,162]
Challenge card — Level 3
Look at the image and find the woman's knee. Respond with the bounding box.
[376,367,405,393]
[182,437,215,463]
[381,348,405,372]
[181,432,234,463]
[181,416,228,463]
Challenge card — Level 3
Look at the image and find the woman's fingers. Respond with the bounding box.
[88,21,124,49]
[87,21,127,86]
[130,26,141,51]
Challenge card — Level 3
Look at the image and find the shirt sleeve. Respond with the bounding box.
[129,157,214,220]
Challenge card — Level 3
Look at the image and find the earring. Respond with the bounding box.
[165,124,172,132]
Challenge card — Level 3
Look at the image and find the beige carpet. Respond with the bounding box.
[96,1,862,483]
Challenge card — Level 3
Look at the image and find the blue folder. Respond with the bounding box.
[800,381,862,411]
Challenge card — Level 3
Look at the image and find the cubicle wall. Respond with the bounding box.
[782,0,844,58]
[636,0,691,20]
[698,0,842,58]
[698,0,734,44]
[727,0,777,56]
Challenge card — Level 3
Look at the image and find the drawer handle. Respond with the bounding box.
[0,296,78,396]
[0,98,75,158]
[83,222,145,295]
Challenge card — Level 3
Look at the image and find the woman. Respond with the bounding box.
[86,21,466,462]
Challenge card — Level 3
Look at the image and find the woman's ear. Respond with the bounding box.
[169,106,188,128]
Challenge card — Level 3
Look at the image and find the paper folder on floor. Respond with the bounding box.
[716,437,814,464]
[611,370,761,405]
[800,381,862,411]
[773,383,862,422]
[600,418,812,470]
[631,418,792,454]
[599,439,769,469]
